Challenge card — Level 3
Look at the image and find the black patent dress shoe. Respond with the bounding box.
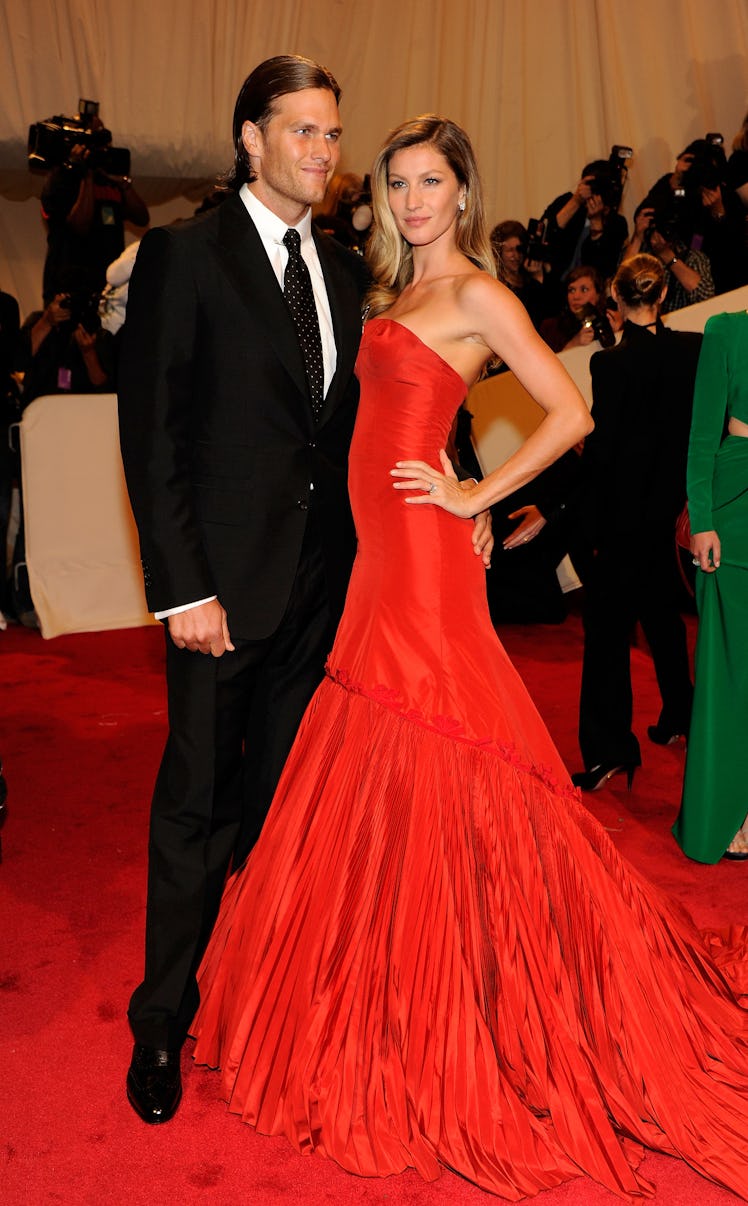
[127,1043,182,1124]
[571,762,637,792]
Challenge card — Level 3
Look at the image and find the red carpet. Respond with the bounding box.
[1,613,744,1204]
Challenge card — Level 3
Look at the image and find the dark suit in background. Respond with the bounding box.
[577,320,702,772]
[118,191,368,1051]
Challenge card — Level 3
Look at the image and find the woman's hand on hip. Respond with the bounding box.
[391,449,480,519]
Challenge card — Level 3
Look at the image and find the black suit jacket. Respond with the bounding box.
[583,320,702,545]
[118,192,369,639]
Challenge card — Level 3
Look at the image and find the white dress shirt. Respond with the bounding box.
[239,183,337,393]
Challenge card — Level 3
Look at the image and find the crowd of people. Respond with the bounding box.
[3,56,748,1201]
[491,130,748,349]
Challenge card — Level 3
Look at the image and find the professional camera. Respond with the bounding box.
[647,188,687,241]
[578,303,616,348]
[525,217,550,262]
[28,98,131,176]
[585,146,633,209]
[58,291,102,334]
[681,135,727,194]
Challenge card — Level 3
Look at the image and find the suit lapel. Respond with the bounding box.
[211,194,311,408]
[210,197,361,426]
[314,231,363,425]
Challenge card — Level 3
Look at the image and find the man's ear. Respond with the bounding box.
[242,120,262,161]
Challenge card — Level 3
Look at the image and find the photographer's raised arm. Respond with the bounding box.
[29,295,71,354]
[553,177,592,230]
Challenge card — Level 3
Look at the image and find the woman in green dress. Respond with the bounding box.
[673,310,748,861]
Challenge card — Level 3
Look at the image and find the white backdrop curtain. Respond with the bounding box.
[1,0,747,317]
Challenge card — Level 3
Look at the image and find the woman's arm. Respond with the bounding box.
[392,278,593,517]
[687,316,728,537]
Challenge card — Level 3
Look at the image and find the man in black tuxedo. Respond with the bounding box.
[118,55,370,1124]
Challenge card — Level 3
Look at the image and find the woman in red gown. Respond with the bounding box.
[191,116,748,1200]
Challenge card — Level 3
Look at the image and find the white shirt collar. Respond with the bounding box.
[239,183,313,247]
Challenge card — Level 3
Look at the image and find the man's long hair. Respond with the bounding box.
[226,54,341,191]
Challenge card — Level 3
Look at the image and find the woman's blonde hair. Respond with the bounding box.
[366,115,495,316]
[613,253,665,309]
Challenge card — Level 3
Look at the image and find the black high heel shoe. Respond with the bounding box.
[647,723,687,746]
[571,762,637,792]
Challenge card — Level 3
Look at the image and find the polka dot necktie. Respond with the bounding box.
[283,228,324,421]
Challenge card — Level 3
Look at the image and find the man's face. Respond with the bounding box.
[243,88,341,224]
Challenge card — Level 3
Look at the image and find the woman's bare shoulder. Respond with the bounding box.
[456,270,523,317]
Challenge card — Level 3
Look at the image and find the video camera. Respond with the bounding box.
[28,98,131,176]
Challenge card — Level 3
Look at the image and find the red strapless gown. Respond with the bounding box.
[192,319,748,1200]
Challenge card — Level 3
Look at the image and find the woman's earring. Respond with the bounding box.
[459,198,466,212]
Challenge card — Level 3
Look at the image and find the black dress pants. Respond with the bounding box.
[578,543,693,771]
[128,525,335,1050]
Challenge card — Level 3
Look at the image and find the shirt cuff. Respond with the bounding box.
[154,595,217,620]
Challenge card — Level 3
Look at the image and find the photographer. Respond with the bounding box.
[540,157,628,304]
[490,220,550,331]
[539,266,617,353]
[687,138,748,294]
[635,138,744,298]
[19,277,115,406]
[39,110,148,303]
[622,198,714,313]
[727,110,748,208]
[313,171,372,254]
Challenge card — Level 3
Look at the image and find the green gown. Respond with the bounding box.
[673,310,748,862]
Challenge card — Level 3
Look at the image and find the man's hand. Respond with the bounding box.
[701,185,726,217]
[68,142,91,168]
[649,229,672,260]
[585,193,605,224]
[167,599,234,656]
[634,206,655,238]
[573,177,594,205]
[502,504,547,549]
[469,503,493,567]
[72,324,98,354]
[47,294,74,326]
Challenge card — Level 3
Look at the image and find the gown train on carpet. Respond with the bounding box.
[191,318,748,1201]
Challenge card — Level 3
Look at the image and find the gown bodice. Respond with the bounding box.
[329,316,573,793]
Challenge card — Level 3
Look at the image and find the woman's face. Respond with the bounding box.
[567,275,599,315]
[386,143,465,248]
[499,236,525,273]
